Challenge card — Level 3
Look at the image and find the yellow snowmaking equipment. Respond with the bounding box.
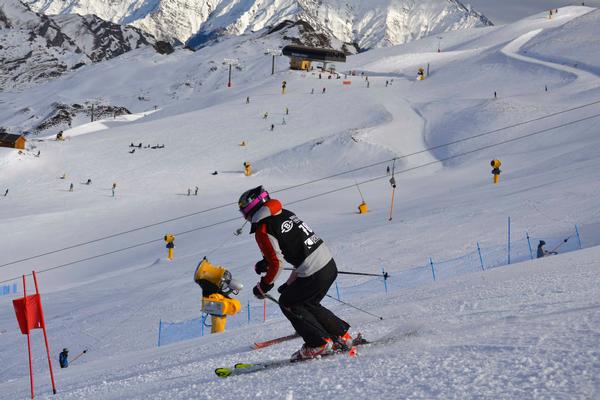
[194,258,242,333]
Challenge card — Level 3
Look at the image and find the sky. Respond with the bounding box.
[466,0,600,24]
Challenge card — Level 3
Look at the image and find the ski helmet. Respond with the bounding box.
[63,348,68,353]
[238,186,270,220]
[539,240,546,246]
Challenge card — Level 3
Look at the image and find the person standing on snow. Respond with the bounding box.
[59,348,69,368]
[239,186,353,360]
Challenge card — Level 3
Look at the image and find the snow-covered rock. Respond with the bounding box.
[25,0,492,49]
[0,0,155,89]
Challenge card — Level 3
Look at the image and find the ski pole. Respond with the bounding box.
[70,349,88,364]
[550,237,570,253]
[325,294,384,320]
[283,268,389,279]
[264,294,350,349]
[234,220,248,236]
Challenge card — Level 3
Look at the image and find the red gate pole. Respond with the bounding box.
[23,275,35,399]
[32,271,57,395]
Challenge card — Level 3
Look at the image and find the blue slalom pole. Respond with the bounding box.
[157,320,162,347]
[507,216,511,265]
[335,281,341,300]
[382,267,388,293]
[526,232,533,260]
[477,242,485,271]
[201,314,205,337]
[247,300,251,324]
[429,258,436,281]
[575,225,583,249]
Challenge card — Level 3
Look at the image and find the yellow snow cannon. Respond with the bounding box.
[244,161,252,176]
[164,234,175,261]
[194,258,243,333]
[491,159,502,184]
[358,201,368,214]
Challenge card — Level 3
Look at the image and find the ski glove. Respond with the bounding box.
[277,283,288,294]
[254,259,268,275]
[253,279,274,299]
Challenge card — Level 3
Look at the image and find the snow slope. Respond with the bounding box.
[1,5,599,399]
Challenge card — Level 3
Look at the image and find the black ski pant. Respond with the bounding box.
[279,259,350,347]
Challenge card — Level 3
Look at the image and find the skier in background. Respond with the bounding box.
[3,188,8,197]
[59,348,69,368]
[239,186,353,360]
[537,240,557,258]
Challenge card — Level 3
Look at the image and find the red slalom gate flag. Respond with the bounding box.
[13,294,44,334]
[12,272,57,399]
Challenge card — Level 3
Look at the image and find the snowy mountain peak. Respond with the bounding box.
[25,0,492,49]
[0,0,158,89]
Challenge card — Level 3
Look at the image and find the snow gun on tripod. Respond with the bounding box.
[194,257,243,333]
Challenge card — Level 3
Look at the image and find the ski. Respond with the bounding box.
[251,333,301,350]
[215,334,368,378]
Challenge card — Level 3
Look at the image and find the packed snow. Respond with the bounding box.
[1,5,600,399]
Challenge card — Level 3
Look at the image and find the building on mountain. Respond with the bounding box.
[0,133,26,150]
[282,45,346,72]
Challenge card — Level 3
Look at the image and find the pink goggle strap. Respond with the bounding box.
[241,191,268,216]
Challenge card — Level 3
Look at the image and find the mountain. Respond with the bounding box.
[25,0,492,50]
[0,0,157,90]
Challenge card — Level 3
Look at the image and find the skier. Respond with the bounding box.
[86,179,92,185]
[188,188,191,196]
[270,124,275,131]
[69,183,74,192]
[195,186,199,196]
[239,186,352,360]
[112,182,117,197]
[311,88,314,95]
[3,188,8,197]
[246,96,250,104]
[285,107,289,115]
[263,112,268,119]
[59,348,69,368]
[322,87,326,94]
[537,240,557,258]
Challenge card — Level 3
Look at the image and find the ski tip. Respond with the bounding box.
[215,368,232,378]
[234,363,254,369]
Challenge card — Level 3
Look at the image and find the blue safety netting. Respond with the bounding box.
[157,222,590,347]
[0,283,18,296]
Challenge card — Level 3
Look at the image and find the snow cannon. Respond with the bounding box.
[194,258,243,333]
[244,161,252,176]
[358,201,368,214]
[490,159,502,184]
[164,234,175,261]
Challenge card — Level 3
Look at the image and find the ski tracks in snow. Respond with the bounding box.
[501,28,600,87]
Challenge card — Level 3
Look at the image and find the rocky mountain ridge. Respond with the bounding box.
[25,0,492,50]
